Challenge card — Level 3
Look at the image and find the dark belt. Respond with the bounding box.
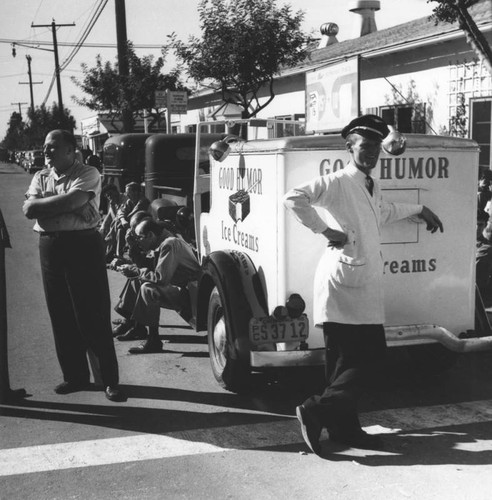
[39,228,97,237]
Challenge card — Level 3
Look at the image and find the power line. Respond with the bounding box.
[39,1,108,106]
[60,0,109,71]
[0,38,163,49]
[31,20,76,116]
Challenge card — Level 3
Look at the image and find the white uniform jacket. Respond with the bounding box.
[283,162,423,326]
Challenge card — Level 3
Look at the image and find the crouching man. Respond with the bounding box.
[114,218,200,354]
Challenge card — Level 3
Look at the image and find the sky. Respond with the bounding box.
[0,0,436,141]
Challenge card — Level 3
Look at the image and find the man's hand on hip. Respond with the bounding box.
[322,227,348,248]
[419,206,444,233]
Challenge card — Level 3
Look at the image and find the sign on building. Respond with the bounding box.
[305,57,359,133]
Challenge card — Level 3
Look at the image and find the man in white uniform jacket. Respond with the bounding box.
[283,115,443,455]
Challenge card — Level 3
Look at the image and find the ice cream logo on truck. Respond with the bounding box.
[219,164,263,222]
[217,162,264,252]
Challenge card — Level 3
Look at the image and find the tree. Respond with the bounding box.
[167,0,309,119]
[25,103,76,147]
[1,103,75,151]
[71,43,186,133]
[428,0,492,73]
[2,112,27,151]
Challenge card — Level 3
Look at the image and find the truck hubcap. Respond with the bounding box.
[213,316,227,367]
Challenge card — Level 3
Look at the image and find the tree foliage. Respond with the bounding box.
[2,103,75,151]
[428,0,492,72]
[71,42,186,133]
[167,0,309,118]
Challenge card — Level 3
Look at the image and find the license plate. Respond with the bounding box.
[249,315,309,345]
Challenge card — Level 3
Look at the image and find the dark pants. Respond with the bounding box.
[39,230,119,387]
[303,322,386,436]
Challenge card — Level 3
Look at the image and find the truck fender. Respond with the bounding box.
[198,250,267,361]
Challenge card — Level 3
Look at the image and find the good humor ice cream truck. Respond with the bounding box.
[189,120,492,392]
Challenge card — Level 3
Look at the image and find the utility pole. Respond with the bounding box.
[19,55,43,114]
[115,0,133,132]
[11,102,28,115]
[31,19,75,125]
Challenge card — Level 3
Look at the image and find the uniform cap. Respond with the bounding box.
[341,114,390,141]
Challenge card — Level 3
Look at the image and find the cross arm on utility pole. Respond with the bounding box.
[10,102,28,115]
[30,20,75,121]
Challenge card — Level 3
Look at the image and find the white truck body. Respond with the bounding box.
[192,122,491,384]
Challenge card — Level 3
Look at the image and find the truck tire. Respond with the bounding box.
[207,286,251,392]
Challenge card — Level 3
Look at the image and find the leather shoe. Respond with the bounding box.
[296,405,322,455]
[330,430,384,450]
[112,320,131,337]
[54,381,90,395]
[105,386,126,402]
[128,339,163,354]
[117,325,147,341]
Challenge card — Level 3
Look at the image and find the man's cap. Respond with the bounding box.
[341,114,390,141]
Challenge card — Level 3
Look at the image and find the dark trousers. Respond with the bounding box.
[303,322,386,436]
[39,230,119,387]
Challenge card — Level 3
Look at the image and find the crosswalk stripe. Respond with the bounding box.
[1,399,491,477]
[0,435,232,477]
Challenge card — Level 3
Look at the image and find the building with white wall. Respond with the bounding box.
[177,0,492,169]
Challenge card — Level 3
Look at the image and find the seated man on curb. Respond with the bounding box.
[114,182,151,258]
[113,218,200,354]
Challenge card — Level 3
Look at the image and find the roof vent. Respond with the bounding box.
[318,23,339,48]
[349,0,380,37]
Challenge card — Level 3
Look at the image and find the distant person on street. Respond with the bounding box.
[113,218,200,354]
[99,183,127,260]
[283,114,443,455]
[86,152,102,172]
[477,171,492,239]
[23,129,125,402]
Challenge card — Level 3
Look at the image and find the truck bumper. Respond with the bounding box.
[385,324,492,352]
[249,324,492,368]
[250,348,325,368]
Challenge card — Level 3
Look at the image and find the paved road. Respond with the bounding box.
[1,161,492,500]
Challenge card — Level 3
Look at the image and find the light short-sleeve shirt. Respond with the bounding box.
[26,159,102,232]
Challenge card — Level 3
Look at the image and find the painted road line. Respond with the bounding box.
[0,435,232,477]
[1,399,491,477]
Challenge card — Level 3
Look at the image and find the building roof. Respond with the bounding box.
[293,0,492,73]
[189,0,491,103]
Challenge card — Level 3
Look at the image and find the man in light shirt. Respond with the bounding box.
[23,129,125,402]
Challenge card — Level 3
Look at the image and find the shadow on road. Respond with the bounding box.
[1,349,492,461]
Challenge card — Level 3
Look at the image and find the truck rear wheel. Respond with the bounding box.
[207,286,250,392]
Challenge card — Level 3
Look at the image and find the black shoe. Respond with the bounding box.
[296,405,322,455]
[117,325,147,341]
[54,380,90,395]
[330,430,384,450]
[112,320,131,337]
[105,386,127,402]
[128,339,163,354]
